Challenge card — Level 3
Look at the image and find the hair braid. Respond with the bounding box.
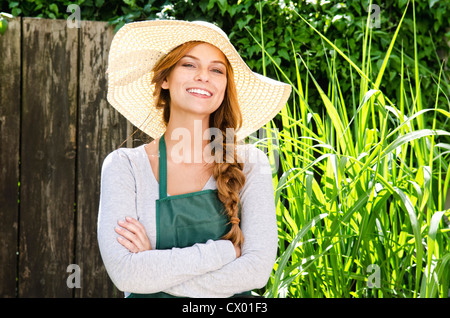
[213,150,245,246]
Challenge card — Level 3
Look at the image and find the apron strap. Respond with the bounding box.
[158,134,168,199]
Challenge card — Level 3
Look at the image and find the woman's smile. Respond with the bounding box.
[186,87,213,98]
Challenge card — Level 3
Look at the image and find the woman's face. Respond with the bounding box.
[161,43,228,118]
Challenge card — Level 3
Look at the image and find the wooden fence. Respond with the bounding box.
[0,17,140,297]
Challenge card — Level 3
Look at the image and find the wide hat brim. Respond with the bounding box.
[106,20,292,141]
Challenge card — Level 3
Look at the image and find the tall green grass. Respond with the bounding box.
[249,1,450,298]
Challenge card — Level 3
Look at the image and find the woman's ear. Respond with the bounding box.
[161,77,169,90]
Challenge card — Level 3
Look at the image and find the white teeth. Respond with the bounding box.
[187,88,212,96]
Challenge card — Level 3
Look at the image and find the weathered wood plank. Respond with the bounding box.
[0,17,21,298]
[19,17,78,297]
[76,20,129,298]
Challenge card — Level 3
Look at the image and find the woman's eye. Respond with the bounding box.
[212,68,224,74]
[182,63,195,68]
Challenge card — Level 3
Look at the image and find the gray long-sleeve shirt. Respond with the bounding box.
[97,143,278,297]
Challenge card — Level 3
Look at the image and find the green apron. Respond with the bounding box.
[128,134,249,298]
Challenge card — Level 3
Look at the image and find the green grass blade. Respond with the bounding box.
[394,187,423,296]
[383,129,450,156]
[425,211,446,297]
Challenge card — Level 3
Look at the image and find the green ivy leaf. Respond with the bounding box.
[95,0,105,8]
[429,0,439,8]
[207,0,216,11]
[0,18,8,35]
[49,3,58,14]
[11,7,21,16]
[217,0,228,15]
[199,0,208,13]
[278,48,290,61]
[8,2,19,9]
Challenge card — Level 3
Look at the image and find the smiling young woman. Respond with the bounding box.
[98,20,291,298]
[150,41,245,246]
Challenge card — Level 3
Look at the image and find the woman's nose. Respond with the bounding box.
[194,67,209,82]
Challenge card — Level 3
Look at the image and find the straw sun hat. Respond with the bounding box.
[106,20,292,141]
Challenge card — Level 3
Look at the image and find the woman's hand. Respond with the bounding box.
[115,217,151,253]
